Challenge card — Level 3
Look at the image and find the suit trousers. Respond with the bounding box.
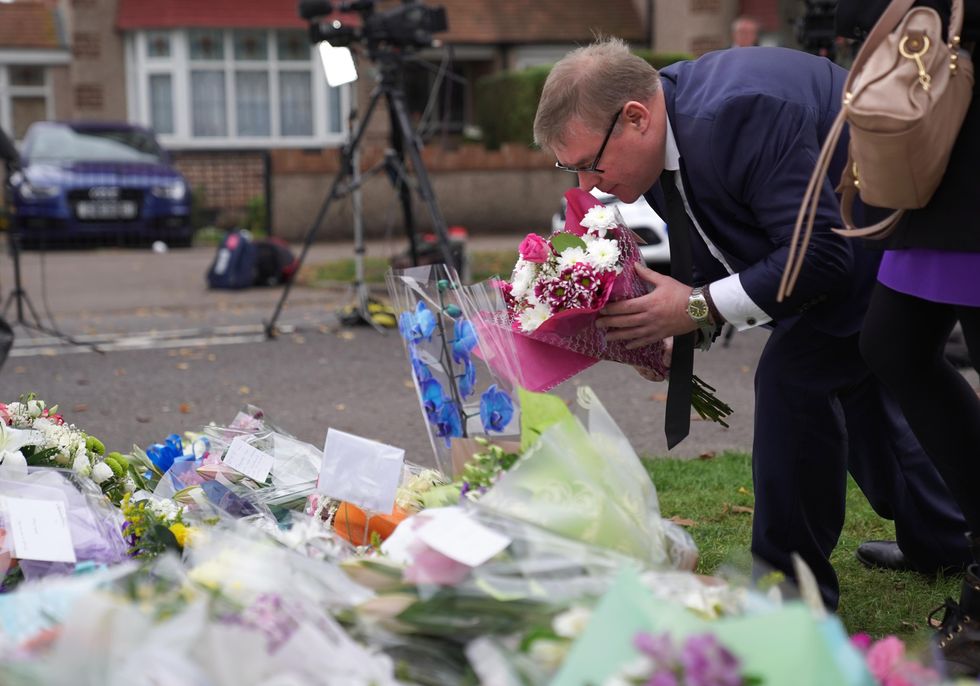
[751,316,971,610]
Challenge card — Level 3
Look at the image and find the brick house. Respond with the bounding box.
[0,0,790,240]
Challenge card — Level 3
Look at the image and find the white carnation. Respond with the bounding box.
[511,261,536,300]
[556,247,588,271]
[518,301,553,333]
[552,606,592,638]
[580,205,617,237]
[585,238,621,271]
[91,461,114,484]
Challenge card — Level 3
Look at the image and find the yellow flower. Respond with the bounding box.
[168,522,190,548]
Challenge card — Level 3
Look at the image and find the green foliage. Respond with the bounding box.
[551,233,587,253]
[189,185,218,230]
[475,65,551,150]
[473,52,694,150]
[242,194,268,238]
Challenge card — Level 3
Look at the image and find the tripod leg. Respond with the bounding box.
[387,101,420,266]
[265,86,386,338]
[385,89,456,270]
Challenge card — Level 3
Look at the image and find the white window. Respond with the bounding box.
[126,29,348,148]
[0,60,57,140]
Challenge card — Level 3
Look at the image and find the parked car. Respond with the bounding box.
[552,188,670,272]
[9,121,192,248]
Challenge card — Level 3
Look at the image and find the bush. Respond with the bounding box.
[473,52,694,150]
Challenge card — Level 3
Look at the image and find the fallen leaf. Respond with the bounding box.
[136,415,151,423]
[179,403,192,414]
[207,354,216,362]
[737,487,751,496]
[741,365,751,374]
[335,403,346,411]
[73,403,88,412]
[338,331,355,341]
[14,366,25,374]
[168,350,178,357]
[404,380,414,389]
[730,505,754,515]
[669,516,696,527]
[651,393,668,402]
[176,362,190,371]
[698,451,716,460]
[293,335,306,344]
[114,368,127,376]
[239,386,251,395]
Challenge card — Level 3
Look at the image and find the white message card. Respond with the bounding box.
[417,507,511,568]
[317,429,405,514]
[3,496,77,563]
[222,436,275,484]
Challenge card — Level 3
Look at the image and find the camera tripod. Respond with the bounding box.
[1,228,94,350]
[264,49,456,338]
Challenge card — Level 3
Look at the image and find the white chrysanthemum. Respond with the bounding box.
[91,461,114,484]
[552,606,592,638]
[528,639,568,671]
[511,261,536,299]
[72,453,91,476]
[149,497,180,520]
[585,237,621,271]
[580,205,617,237]
[518,301,552,333]
[123,476,137,493]
[556,246,588,271]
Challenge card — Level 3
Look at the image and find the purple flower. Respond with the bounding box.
[678,634,742,686]
[647,670,679,686]
[635,631,676,665]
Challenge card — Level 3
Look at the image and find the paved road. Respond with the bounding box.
[0,238,765,466]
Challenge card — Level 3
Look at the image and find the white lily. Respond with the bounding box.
[0,423,37,455]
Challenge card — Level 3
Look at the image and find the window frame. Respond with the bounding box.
[125,29,349,149]
[0,51,63,140]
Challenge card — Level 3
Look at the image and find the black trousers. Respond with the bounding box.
[751,316,970,610]
[861,283,980,540]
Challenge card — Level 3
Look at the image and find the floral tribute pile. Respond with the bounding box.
[0,386,955,686]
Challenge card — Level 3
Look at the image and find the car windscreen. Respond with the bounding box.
[25,127,164,164]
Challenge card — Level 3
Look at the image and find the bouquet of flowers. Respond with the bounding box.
[492,188,730,426]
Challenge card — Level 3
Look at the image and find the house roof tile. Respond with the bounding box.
[115,0,644,43]
[0,2,65,50]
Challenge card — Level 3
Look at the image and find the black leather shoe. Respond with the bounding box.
[931,595,980,678]
[855,540,915,571]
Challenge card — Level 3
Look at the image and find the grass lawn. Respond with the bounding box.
[645,452,960,646]
[302,250,519,286]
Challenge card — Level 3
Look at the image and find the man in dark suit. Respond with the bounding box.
[533,38,972,610]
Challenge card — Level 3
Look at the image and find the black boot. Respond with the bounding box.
[931,564,980,678]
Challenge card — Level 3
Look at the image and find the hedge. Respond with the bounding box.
[474,52,694,150]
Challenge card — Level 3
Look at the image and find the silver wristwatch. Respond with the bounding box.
[687,286,715,351]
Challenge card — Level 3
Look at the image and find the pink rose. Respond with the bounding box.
[850,632,872,652]
[518,233,551,263]
[866,636,906,681]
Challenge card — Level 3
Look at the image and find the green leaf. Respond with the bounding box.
[550,233,587,254]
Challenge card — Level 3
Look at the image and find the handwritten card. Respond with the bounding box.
[317,429,404,514]
[3,497,76,563]
[222,436,274,484]
[417,507,511,567]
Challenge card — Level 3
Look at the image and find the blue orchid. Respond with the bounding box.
[458,357,477,398]
[435,400,464,445]
[480,385,514,433]
[399,301,437,343]
[420,377,445,422]
[410,350,432,383]
[452,318,477,364]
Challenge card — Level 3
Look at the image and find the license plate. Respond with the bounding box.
[76,200,138,220]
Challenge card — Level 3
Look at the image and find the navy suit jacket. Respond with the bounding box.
[645,47,881,337]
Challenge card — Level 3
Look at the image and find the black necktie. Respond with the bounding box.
[659,169,695,449]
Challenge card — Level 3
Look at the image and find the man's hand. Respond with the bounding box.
[598,263,696,349]
[632,336,673,382]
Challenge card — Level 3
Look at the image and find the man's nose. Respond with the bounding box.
[577,171,599,191]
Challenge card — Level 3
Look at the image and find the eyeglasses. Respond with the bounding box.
[554,109,622,174]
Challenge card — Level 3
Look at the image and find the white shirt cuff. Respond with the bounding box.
[709,274,772,331]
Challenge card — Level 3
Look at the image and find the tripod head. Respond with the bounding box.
[299,0,447,61]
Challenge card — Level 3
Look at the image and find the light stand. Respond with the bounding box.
[265,47,456,338]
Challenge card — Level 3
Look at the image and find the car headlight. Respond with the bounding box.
[151,180,187,201]
[18,183,60,200]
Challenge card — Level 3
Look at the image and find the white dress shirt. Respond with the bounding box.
[663,118,771,331]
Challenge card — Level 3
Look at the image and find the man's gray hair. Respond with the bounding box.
[533,37,661,152]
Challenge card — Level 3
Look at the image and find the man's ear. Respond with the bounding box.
[622,100,653,132]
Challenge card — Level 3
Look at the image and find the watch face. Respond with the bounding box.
[688,300,709,319]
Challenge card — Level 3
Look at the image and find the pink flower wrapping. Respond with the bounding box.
[475,188,669,392]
